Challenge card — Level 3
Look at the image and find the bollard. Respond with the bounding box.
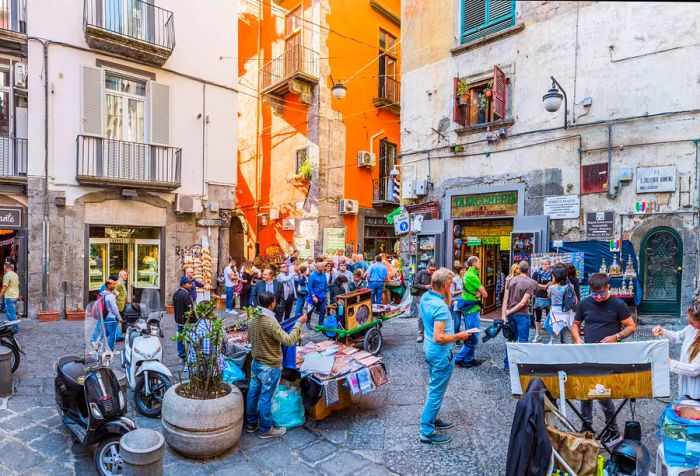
[120,428,165,476]
[0,347,13,397]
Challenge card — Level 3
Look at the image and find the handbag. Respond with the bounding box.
[545,401,601,476]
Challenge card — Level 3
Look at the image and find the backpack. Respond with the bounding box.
[561,285,576,312]
[91,293,107,320]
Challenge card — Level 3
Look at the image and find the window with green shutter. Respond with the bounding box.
[461,0,515,45]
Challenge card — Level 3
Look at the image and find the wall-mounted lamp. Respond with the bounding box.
[332,82,347,100]
[542,75,568,128]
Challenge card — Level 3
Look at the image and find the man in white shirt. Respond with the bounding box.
[276,263,297,320]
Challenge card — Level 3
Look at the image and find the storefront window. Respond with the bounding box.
[89,241,108,291]
[135,241,159,289]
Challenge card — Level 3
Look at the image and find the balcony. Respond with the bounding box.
[0,136,26,184]
[0,0,27,55]
[260,45,319,101]
[76,135,181,190]
[83,0,175,66]
[373,177,399,207]
[373,75,400,113]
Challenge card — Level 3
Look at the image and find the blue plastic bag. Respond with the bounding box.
[658,400,700,467]
[323,314,338,338]
[271,384,305,429]
[222,358,246,384]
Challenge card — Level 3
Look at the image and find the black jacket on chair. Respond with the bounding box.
[505,378,553,476]
[251,280,285,318]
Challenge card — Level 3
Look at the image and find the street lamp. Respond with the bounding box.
[542,76,568,129]
[332,82,347,100]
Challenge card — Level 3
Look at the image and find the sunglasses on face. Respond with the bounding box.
[591,291,607,297]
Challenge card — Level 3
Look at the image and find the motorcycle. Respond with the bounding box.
[0,320,23,372]
[54,301,136,476]
[120,296,172,417]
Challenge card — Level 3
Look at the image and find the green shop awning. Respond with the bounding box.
[385,207,402,225]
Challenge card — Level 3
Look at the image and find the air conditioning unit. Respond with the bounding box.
[357,151,376,168]
[339,198,359,215]
[402,179,417,199]
[13,63,26,89]
[175,194,203,214]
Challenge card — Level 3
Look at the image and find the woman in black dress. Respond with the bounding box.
[239,260,255,308]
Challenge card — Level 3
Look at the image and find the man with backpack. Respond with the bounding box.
[455,256,488,368]
[92,276,122,351]
[546,265,577,343]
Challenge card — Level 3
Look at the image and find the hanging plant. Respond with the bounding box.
[457,78,470,106]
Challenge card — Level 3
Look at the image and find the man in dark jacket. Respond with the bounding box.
[505,378,553,476]
[251,268,285,321]
[173,277,194,361]
[412,260,436,343]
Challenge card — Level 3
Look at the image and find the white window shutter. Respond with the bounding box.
[81,66,104,136]
[149,81,170,145]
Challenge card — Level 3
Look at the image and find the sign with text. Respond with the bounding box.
[543,195,580,219]
[636,166,677,193]
[451,191,518,218]
[322,227,346,255]
[197,218,223,227]
[586,211,615,238]
[0,207,22,229]
[394,212,410,235]
[293,237,314,259]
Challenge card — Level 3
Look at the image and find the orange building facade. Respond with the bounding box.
[235,0,401,261]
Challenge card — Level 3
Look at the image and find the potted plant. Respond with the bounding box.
[161,301,244,459]
[65,306,84,321]
[484,79,493,98]
[291,158,313,184]
[38,310,60,322]
[456,78,470,105]
[165,301,174,315]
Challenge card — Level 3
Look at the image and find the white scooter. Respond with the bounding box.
[120,308,172,417]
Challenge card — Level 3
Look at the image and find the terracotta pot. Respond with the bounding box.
[458,93,470,106]
[161,383,243,458]
[485,88,492,97]
[165,304,174,315]
[65,310,85,321]
[38,311,60,322]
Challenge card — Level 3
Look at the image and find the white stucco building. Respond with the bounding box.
[400,1,699,319]
[0,0,237,314]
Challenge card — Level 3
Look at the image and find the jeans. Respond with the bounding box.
[554,326,573,344]
[246,360,282,433]
[103,320,118,351]
[455,311,480,363]
[412,293,425,337]
[176,324,185,359]
[294,294,307,317]
[420,345,454,437]
[503,313,531,370]
[281,296,294,320]
[451,307,462,333]
[4,298,18,333]
[580,399,619,432]
[225,286,234,310]
[368,282,384,305]
[306,299,326,326]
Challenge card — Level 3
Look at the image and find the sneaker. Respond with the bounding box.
[534,334,543,343]
[416,336,424,343]
[600,428,623,447]
[419,433,452,445]
[245,424,258,434]
[259,426,287,439]
[434,418,454,430]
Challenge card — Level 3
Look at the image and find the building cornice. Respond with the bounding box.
[370,0,401,27]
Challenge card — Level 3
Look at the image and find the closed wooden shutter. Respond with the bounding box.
[462,0,515,44]
[149,81,170,145]
[453,78,467,126]
[463,0,486,32]
[489,0,512,21]
[492,64,506,120]
[81,66,104,136]
[581,163,609,194]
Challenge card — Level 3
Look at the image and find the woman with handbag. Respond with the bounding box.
[546,266,577,344]
[532,260,553,343]
[653,301,700,398]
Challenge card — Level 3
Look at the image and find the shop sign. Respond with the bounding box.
[466,237,482,246]
[499,236,511,250]
[451,191,518,218]
[322,227,346,255]
[293,237,314,259]
[393,212,410,235]
[405,201,441,219]
[636,166,676,193]
[282,219,295,231]
[365,217,390,226]
[0,207,22,229]
[197,218,223,227]
[586,211,615,238]
[543,195,580,219]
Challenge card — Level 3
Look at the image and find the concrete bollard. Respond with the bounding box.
[120,428,165,476]
[0,347,13,397]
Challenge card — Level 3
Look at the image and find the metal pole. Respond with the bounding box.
[550,76,568,129]
[558,370,567,418]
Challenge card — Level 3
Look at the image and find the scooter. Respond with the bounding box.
[54,307,136,476]
[0,320,23,372]
[120,310,172,417]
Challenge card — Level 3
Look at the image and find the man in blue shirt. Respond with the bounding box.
[419,268,472,445]
[305,258,328,328]
[365,255,388,305]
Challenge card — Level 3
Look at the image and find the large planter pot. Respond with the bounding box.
[165,304,174,315]
[37,311,60,322]
[65,310,85,321]
[161,383,243,459]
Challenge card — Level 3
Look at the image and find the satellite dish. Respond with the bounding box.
[431,117,450,141]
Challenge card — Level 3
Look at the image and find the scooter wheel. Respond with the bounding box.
[94,435,122,476]
[134,373,171,418]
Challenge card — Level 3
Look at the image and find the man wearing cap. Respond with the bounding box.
[455,256,488,368]
[173,277,194,362]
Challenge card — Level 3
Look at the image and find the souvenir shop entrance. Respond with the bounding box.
[0,206,27,315]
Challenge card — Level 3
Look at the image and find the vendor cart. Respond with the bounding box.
[314,289,406,355]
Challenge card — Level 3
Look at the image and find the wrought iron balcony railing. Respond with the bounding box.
[0,0,26,34]
[0,137,27,180]
[83,0,174,66]
[261,45,320,94]
[77,135,181,190]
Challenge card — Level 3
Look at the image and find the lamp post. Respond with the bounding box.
[542,76,568,129]
[332,82,347,100]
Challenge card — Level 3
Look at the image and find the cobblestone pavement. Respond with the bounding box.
[1,314,674,475]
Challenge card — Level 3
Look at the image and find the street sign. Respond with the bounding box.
[197,218,223,227]
[0,207,22,229]
[553,240,563,248]
[543,196,580,219]
[394,211,410,235]
[586,211,614,238]
[636,166,676,193]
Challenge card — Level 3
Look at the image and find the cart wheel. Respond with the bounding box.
[364,328,383,355]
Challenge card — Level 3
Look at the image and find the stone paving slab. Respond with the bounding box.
[0,316,675,475]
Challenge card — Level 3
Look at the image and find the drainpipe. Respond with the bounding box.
[37,38,50,312]
[606,123,620,199]
[369,130,384,156]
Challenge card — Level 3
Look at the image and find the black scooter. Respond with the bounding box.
[54,313,136,476]
[0,319,23,372]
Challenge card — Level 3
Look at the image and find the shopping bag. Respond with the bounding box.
[323,314,338,338]
[271,384,305,429]
[658,400,700,467]
[222,358,246,383]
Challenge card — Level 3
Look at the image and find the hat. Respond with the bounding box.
[180,276,192,286]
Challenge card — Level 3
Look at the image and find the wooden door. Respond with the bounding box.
[640,228,682,315]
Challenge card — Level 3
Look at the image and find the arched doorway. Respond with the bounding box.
[639,227,682,315]
[229,215,246,262]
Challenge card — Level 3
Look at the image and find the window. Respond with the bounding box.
[461,0,515,45]
[295,147,308,174]
[377,139,398,202]
[285,7,302,75]
[105,73,146,142]
[453,65,507,127]
[0,69,9,136]
[581,163,609,194]
[104,0,155,43]
[378,30,398,103]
